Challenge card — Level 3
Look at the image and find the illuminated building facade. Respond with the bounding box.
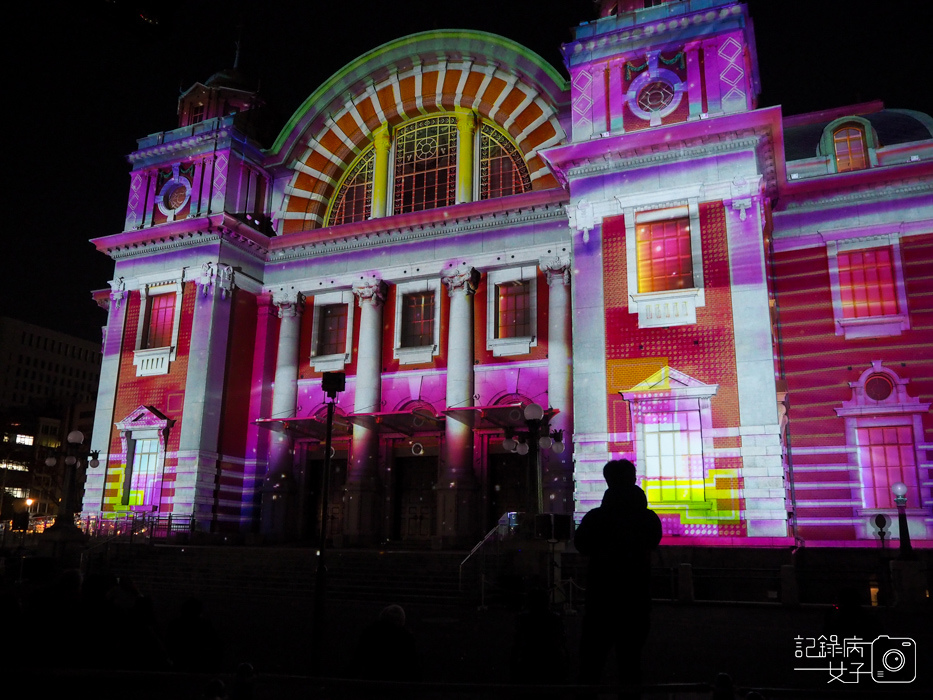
[82,0,932,548]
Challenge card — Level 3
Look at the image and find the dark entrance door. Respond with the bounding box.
[392,456,436,542]
[305,458,347,544]
[488,452,527,529]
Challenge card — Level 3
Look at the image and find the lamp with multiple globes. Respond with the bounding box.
[501,402,564,514]
[44,430,99,535]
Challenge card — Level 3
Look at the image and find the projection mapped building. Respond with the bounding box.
[83,0,933,548]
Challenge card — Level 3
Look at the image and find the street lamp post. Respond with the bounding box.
[311,371,345,676]
[45,430,99,535]
[501,403,565,515]
[891,482,914,560]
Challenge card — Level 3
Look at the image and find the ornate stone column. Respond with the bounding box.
[370,125,391,218]
[540,255,573,513]
[261,289,304,537]
[439,265,480,543]
[178,263,236,530]
[455,110,476,204]
[345,278,387,543]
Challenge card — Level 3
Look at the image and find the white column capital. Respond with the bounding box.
[198,262,236,299]
[353,278,387,307]
[441,265,480,297]
[108,278,127,310]
[539,255,571,286]
[272,289,305,318]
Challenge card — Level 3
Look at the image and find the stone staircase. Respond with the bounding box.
[88,544,468,607]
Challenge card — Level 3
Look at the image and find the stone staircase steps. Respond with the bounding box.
[91,544,468,607]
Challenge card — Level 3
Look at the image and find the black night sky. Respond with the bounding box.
[8,0,930,342]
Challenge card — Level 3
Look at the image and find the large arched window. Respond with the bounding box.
[326,115,531,227]
[393,116,459,214]
[479,124,532,200]
[833,125,868,172]
[328,150,375,226]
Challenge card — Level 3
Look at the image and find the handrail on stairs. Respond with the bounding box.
[458,511,521,592]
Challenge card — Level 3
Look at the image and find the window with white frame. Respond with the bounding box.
[115,406,173,511]
[643,411,706,503]
[123,436,160,507]
[826,235,910,339]
[393,279,441,365]
[486,267,538,357]
[835,362,929,514]
[309,291,355,373]
[133,280,184,377]
[622,368,717,507]
[623,201,705,329]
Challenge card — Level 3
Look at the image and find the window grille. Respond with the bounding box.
[480,125,531,200]
[146,293,176,349]
[328,150,375,226]
[393,117,458,214]
[401,292,435,347]
[496,281,531,338]
[833,126,868,172]
[316,304,348,357]
[838,247,897,319]
[636,217,693,293]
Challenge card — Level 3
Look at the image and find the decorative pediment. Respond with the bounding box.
[623,367,716,396]
[115,405,175,435]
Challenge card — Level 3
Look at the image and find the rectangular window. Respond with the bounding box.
[316,304,349,357]
[125,438,160,507]
[838,247,898,319]
[636,217,693,293]
[145,293,176,349]
[401,292,435,347]
[496,281,531,339]
[858,426,918,509]
[643,411,704,502]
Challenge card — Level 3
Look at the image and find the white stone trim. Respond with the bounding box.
[309,289,356,372]
[132,279,183,377]
[826,234,910,339]
[624,199,705,328]
[485,265,538,357]
[393,278,442,365]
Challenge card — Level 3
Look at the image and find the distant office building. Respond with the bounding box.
[82,0,932,547]
[0,318,101,518]
[0,317,102,410]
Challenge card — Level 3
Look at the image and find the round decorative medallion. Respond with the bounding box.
[164,184,188,211]
[865,374,894,401]
[637,80,675,113]
[156,170,192,220]
[415,139,437,160]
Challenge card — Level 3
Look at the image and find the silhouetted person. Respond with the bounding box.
[574,459,662,698]
[350,604,420,698]
[510,586,568,689]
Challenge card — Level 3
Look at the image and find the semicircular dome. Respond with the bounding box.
[269,30,570,234]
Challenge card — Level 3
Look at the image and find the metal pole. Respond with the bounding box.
[311,396,336,674]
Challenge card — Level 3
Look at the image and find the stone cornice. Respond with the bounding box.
[541,107,784,199]
[267,190,569,263]
[778,176,933,213]
[92,213,270,262]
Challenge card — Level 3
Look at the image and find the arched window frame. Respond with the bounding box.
[835,362,930,527]
[818,116,879,174]
[325,113,532,227]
